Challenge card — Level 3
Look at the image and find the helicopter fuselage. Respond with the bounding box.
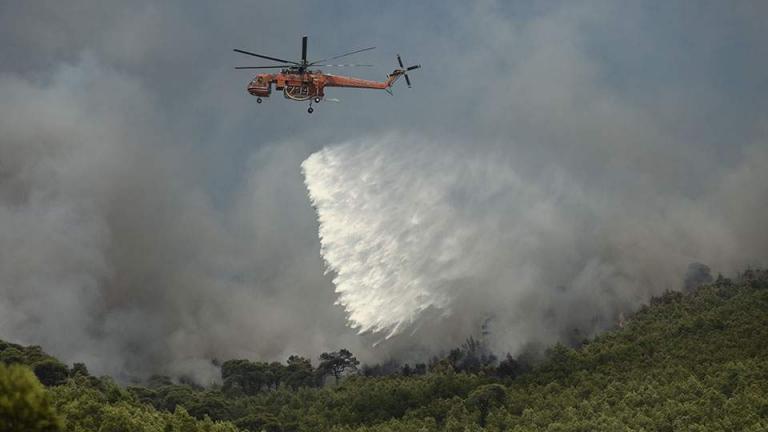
[248,70,397,102]
[235,36,419,112]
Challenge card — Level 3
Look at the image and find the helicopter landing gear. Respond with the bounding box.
[256,97,262,104]
[314,97,321,103]
[307,106,314,114]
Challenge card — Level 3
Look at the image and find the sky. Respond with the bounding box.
[0,1,766,382]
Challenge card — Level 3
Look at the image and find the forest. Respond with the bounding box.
[1,270,767,431]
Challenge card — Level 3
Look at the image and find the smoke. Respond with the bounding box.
[0,57,364,382]
[303,130,768,355]
[1,1,767,379]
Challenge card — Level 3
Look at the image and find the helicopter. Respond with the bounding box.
[234,36,420,113]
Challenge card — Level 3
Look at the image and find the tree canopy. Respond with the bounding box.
[0,363,62,432]
[318,349,360,384]
[1,270,767,431]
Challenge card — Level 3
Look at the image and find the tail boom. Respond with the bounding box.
[322,56,419,92]
[324,74,394,90]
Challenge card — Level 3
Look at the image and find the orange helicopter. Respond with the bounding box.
[234,36,420,113]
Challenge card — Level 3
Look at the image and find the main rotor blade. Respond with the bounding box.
[235,65,294,69]
[404,74,412,88]
[233,49,299,65]
[397,54,404,68]
[310,46,376,65]
[301,36,308,63]
[312,64,373,67]
[407,64,421,71]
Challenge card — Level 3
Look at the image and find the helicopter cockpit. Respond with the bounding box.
[247,75,272,100]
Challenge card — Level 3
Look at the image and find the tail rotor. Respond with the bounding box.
[396,54,421,88]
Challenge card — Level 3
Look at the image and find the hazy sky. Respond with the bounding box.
[1,1,766,382]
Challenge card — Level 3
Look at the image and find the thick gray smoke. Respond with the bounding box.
[302,131,767,354]
[297,2,768,355]
[1,1,767,379]
[0,58,365,382]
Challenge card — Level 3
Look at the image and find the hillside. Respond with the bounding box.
[1,270,767,431]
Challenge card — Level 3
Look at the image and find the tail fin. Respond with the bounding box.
[386,54,421,92]
[385,69,406,89]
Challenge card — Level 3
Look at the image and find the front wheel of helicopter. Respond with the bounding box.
[307,106,314,114]
[256,97,262,104]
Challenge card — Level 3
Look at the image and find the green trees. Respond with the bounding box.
[495,354,527,379]
[221,359,265,396]
[465,384,507,427]
[0,341,70,387]
[233,411,281,432]
[284,355,315,389]
[93,404,239,432]
[1,270,767,431]
[0,363,62,432]
[445,337,497,374]
[0,342,51,365]
[51,375,241,431]
[317,349,359,384]
[220,356,318,396]
[70,363,89,378]
[33,360,69,387]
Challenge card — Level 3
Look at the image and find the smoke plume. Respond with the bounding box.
[1,1,767,379]
[0,58,362,382]
[303,131,768,354]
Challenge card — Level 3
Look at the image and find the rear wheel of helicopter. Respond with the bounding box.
[307,106,314,114]
[314,97,321,103]
[256,97,262,104]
